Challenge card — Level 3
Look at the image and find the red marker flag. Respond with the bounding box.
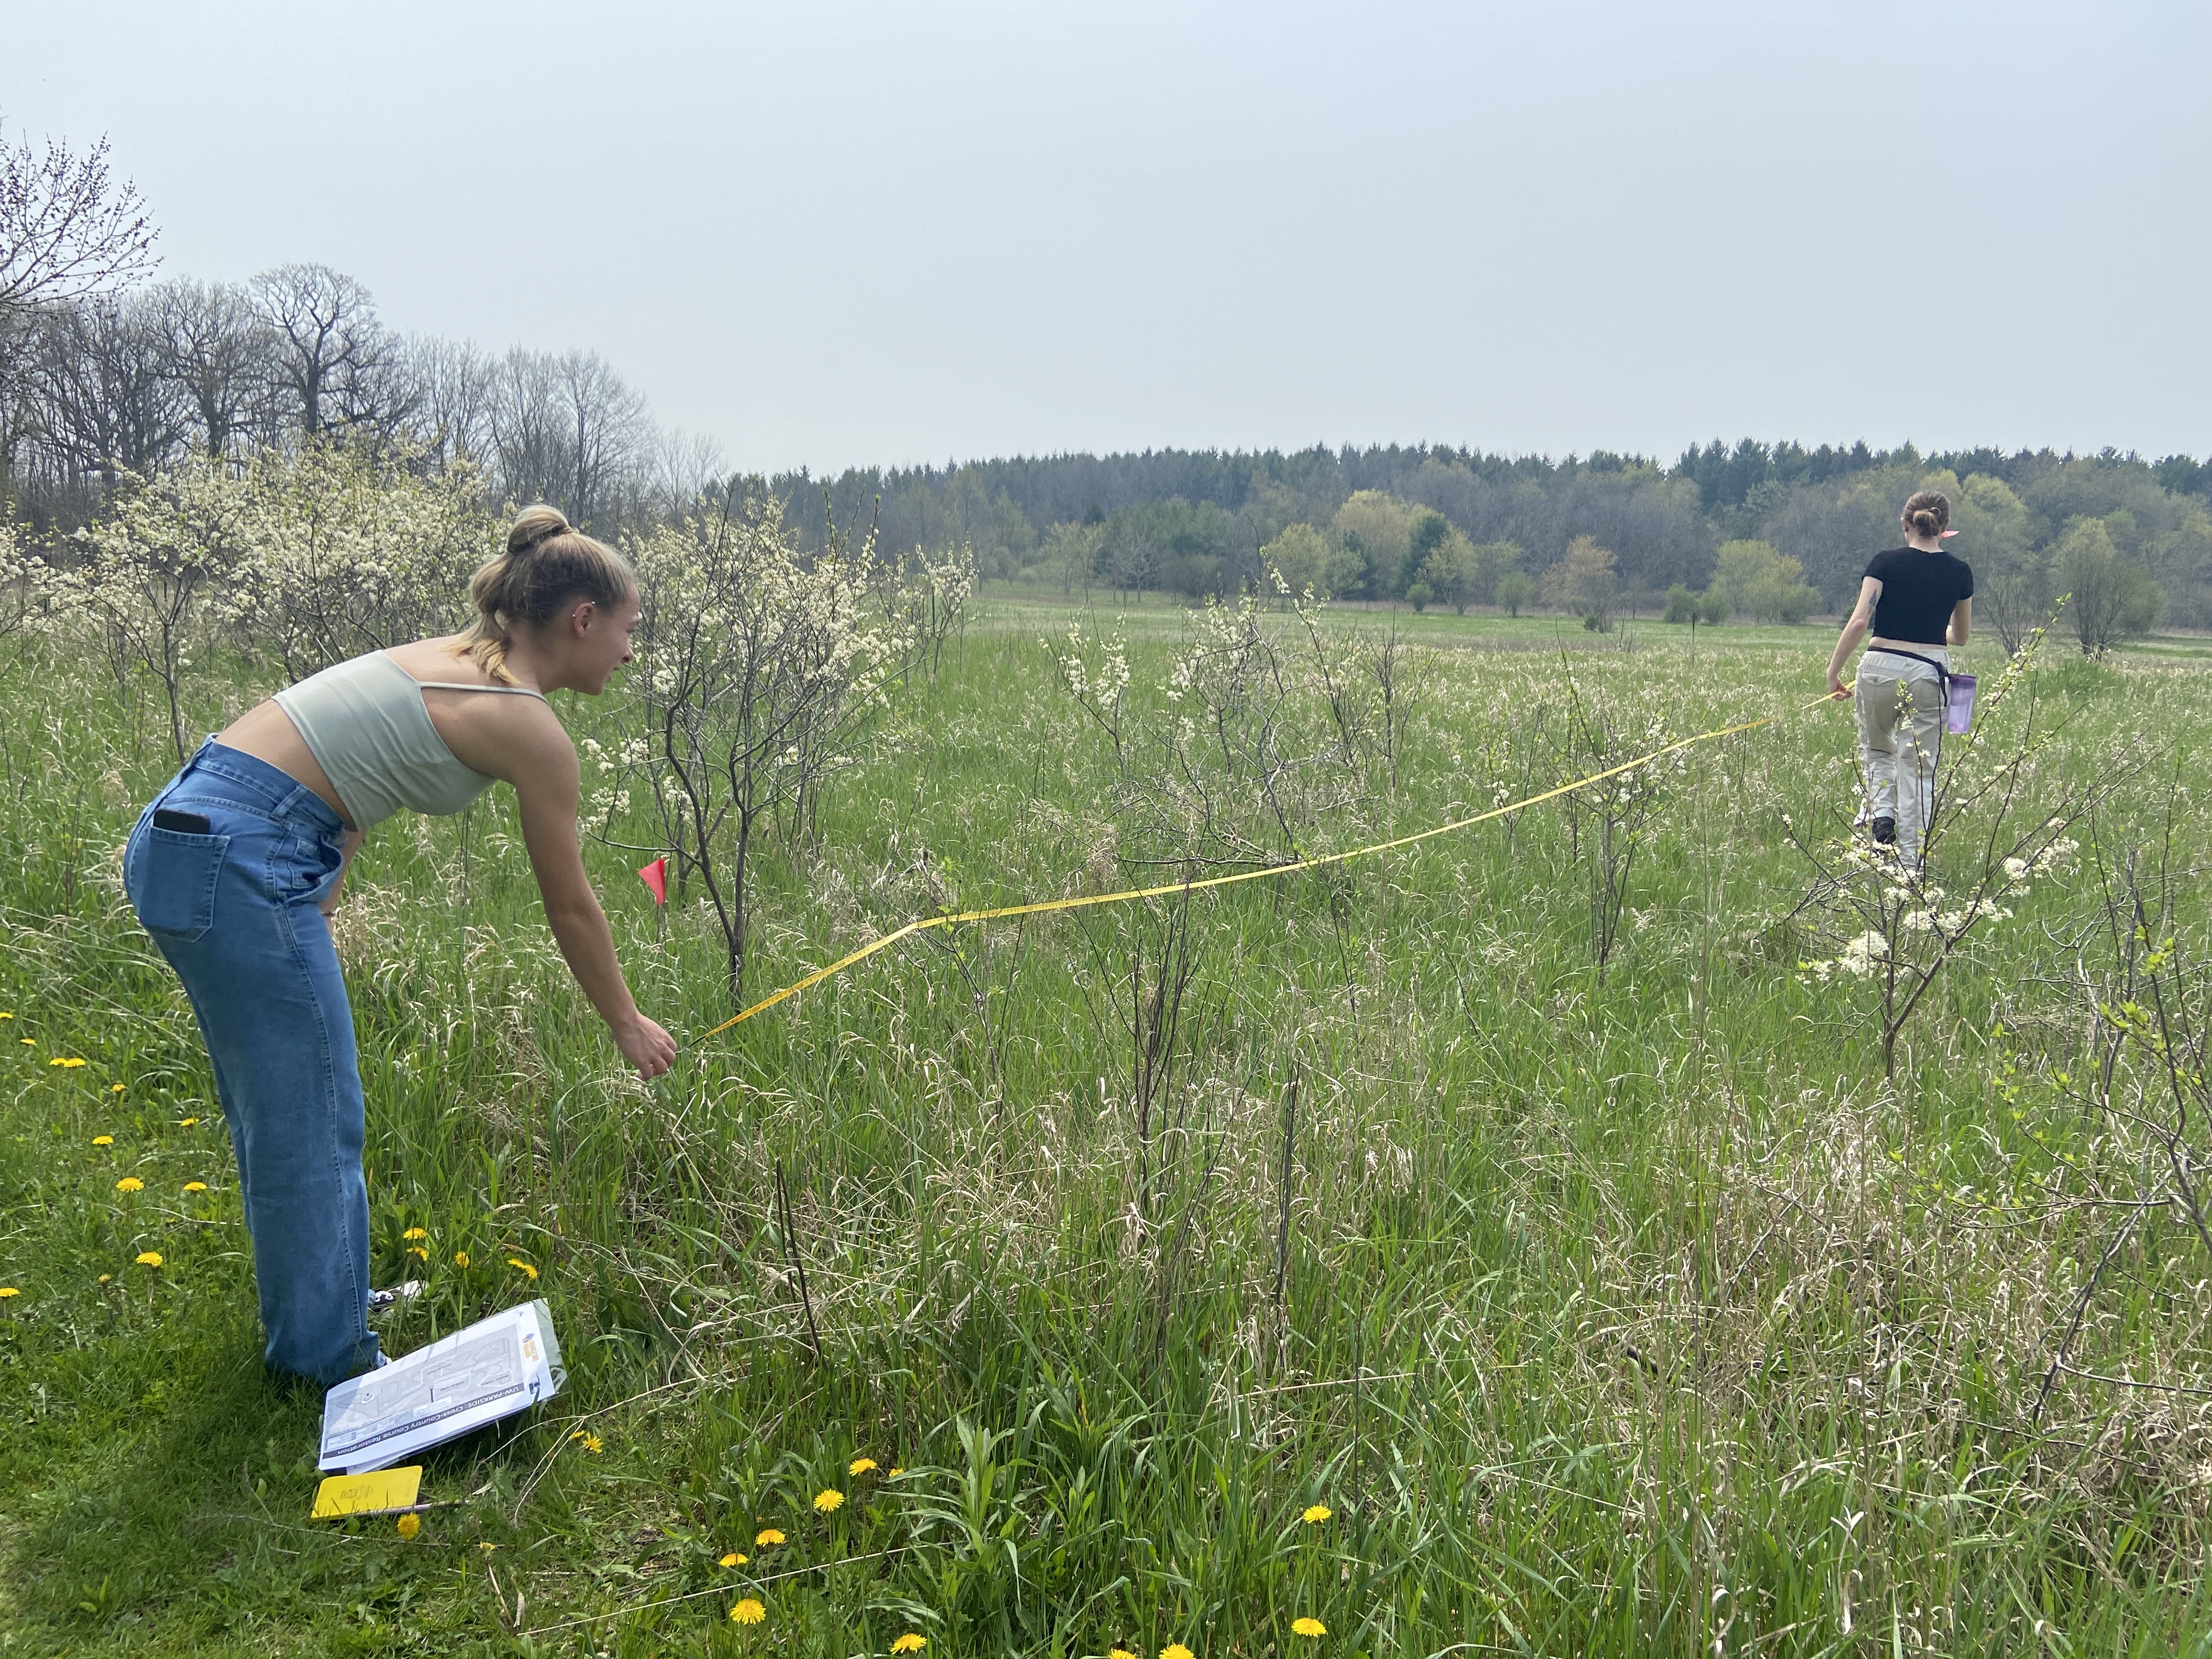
[637,857,669,905]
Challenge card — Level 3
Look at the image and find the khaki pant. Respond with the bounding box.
[1855,654,1945,862]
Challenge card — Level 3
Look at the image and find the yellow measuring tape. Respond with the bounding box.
[695,688,1849,1043]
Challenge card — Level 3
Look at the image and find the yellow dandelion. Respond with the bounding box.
[1293,1617,1327,1638]
[569,1431,602,1453]
[1302,1504,1332,1525]
[507,1257,538,1280]
[407,1246,428,1261]
[184,1182,207,1193]
[887,1466,905,1479]
[50,1056,87,1068]
[135,1251,162,1268]
[754,1527,785,1547]
[718,1551,747,1567]
[1163,1645,1195,1659]
[111,1082,125,1093]
[92,1135,114,1146]
[730,1598,765,1625]
[18,1038,33,1046]
[848,1457,877,1477]
[114,1177,144,1192]
[453,1250,470,1267]
[890,1636,927,1654]
[402,1227,427,1240]
[179,1117,199,1127]
[478,1542,497,1553]
[0,1287,19,1299]
[0,1010,12,1017]
[396,1513,420,1539]
[1111,1650,1139,1659]
[812,1488,844,1513]
[97,1273,111,1284]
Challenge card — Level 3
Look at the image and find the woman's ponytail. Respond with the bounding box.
[456,507,637,682]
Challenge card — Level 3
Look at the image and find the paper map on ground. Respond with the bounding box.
[320,1299,564,1474]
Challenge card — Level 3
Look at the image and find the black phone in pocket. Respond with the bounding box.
[153,808,212,834]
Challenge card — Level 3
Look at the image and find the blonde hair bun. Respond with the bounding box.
[455,506,636,682]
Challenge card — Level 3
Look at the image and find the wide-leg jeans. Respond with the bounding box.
[123,738,381,1386]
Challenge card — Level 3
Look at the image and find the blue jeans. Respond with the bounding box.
[123,739,381,1386]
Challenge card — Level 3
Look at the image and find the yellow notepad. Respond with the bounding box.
[310,1465,422,1520]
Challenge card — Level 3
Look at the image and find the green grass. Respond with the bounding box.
[4,600,2212,1656]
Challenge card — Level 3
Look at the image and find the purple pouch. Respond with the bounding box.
[1945,670,1977,735]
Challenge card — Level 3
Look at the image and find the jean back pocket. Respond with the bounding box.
[128,821,232,940]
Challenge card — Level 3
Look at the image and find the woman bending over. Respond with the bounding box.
[123,507,676,1386]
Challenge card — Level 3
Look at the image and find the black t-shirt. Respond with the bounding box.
[1864,546,1973,645]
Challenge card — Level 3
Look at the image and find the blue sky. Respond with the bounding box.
[9,2,2207,471]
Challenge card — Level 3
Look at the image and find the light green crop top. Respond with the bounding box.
[272,651,547,828]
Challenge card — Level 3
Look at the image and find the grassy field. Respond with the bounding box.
[4,596,2212,1656]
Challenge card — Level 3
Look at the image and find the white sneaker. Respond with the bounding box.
[369,1280,423,1314]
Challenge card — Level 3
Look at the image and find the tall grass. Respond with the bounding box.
[3,611,2211,1656]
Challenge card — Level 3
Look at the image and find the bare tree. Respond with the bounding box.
[400,332,494,469]
[147,277,275,457]
[26,294,189,486]
[0,119,159,320]
[249,263,395,437]
[484,345,649,526]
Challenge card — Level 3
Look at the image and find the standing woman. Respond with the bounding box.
[122,507,676,1386]
[1824,489,1974,866]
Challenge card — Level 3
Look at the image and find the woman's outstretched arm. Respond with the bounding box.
[508,716,676,1078]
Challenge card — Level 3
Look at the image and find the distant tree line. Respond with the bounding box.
[768,439,2212,640]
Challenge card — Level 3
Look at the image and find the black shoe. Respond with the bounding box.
[1871,817,1897,845]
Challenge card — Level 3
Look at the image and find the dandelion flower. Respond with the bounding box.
[402,1227,428,1240]
[1111,1650,1139,1659]
[0,1011,11,1018]
[114,1177,144,1192]
[179,1117,199,1127]
[135,1251,162,1268]
[887,1466,905,1479]
[92,1135,114,1147]
[754,1527,785,1547]
[183,1181,207,1193]
[408,1246,428,1261]
[18,1038,32,1046]
[0,1287,19,1298]
[1302,1504,1332,1524]
[111,1082,125,1093]
[1293,1617,1327,1638]
[453,1250,470,1267]
[719,1551,746,1567]
[570,1431,602,1453]
[730,1598,765,1625]
[97,1274,111,1284]
[891,1636,927,1653]
[479,1542,497,1553]
[50,1056,87,1068]
[848,1457,877,1476]
[813,1488,844,1513]
[1163,1645,1195,1659]
[507,1257,538,1280]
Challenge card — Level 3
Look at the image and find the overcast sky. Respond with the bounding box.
[8,2,2208,473]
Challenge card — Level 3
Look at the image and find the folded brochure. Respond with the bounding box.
[320,1299,563,1474]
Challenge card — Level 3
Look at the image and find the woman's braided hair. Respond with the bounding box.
[454,506,636,683]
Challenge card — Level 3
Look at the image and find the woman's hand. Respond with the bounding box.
[613,1013,677,1079]
[1827,668,1849,699]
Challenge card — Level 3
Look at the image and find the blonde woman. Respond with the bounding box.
[1824,489,1974,866]
[122,507,675,1386]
